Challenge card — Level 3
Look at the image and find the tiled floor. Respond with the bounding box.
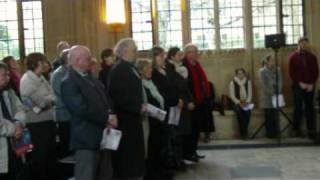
[175,146,320,180]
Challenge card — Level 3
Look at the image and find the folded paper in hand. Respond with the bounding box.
[241,103,255,111]
[13,129,34,157]
[100,128,122,151]
[272,94,285,108]
[146,104,167,122]
[168,106,181,126]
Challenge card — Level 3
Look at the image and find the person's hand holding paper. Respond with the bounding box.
[101,128,122,151]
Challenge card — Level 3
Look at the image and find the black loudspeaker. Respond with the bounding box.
[265,34,286,49]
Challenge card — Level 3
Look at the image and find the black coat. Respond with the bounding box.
[99,66,112,89]
[144,86,164,166]
[151,69,179,112]
[183,61,215,133]
[166,62,193,135]
[144,86,163,128]
[108,59,145,178]
[61,68,110,150]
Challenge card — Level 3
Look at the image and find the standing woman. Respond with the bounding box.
[43,60,53,82]
[150,46,181,175]
[259,54,282,138]
[20,53,57,180]
[166,47,194,168]
[2,56,22,97]
[137,59,167,180]
[98,48,115,89]
[229,68,253,139]
[0,63,25,180]
[183,44,212,161]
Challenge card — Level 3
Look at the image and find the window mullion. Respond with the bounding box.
[276,0,282,33]
[128,0,133,41]
[243,0,253,50]
[279,0,284,34]
[214,0,220,50]
[181,0,190,46]
[17,0,25,58]
[152,0,159,45]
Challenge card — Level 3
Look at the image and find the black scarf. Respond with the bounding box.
[0,90,12,121]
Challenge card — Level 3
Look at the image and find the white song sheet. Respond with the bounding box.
[272,94,286,108]
[100,128,122,151]
[168,106,181,126]
[146,104,167,122]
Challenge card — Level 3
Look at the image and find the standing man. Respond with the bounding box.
[288,37,319,139]
[51,49,72,158]
[61,45,116,180]
[52,41,70,71]
[108,38,146,180]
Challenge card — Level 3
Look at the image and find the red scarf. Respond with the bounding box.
[185,59,211,104]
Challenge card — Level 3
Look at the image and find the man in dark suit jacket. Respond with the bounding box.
[108,38,146,180]
[61,45,117,180]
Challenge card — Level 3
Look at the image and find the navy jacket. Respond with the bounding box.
[61,68,110,150]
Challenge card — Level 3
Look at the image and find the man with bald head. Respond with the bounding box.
[108,38,146,180]
[61,45,116,180]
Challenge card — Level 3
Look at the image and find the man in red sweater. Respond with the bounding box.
[288,37,319,139]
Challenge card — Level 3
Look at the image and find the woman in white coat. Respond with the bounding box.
[0,63,26,179]
[20,53,57,180]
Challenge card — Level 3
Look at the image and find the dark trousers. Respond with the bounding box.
[182,134,192,157]
[57,121,71,158]
[26,121,58,180]
[188,118,200,156]
[171,129,184,164]
[292,84,316,136]
[176,134,187,160]
[185,105,202,156]
[234,105,251,138]
[264,109,279,138]
[0,138,22,180]
[147,119,173,178]
[96,150,113,180]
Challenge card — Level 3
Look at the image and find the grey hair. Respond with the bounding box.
[262,54,273,67]
[184,43,198,52]
[59,48,70,65]
[68,45,90,65]
[136,58,152,73]
[57,41,70,52]
[114,38,136,58]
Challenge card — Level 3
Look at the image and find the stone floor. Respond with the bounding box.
[175,146,320,180]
